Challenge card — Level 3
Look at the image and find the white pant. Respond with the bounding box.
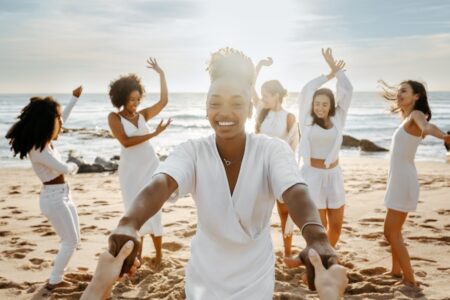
[301,165,346,209]
[39,183,80,284]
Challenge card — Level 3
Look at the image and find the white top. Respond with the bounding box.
[297,70,353,168]
[155,133,305,299]
[29,96,79,182]
[258,106,299,151]
[309,125,338,160]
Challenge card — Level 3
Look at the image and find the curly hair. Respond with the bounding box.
[109,74,146,109]
[5,97,61,159]
[311,88,336,129]
[255,80,288,133]
[207,47,255,86]
[379,80,431,121]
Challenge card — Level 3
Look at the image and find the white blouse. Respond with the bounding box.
[29,96,79,182]
[155,133,305,299]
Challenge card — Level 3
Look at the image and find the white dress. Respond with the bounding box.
[384,120,421,212]
[155,133,305,299]
[118,114,163,236]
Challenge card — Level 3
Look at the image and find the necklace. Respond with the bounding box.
[122,111,138,120]
[222,158,232,166]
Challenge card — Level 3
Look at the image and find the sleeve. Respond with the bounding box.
[334,70,354,126]
[61,96,78,124]
[297,75,328,127]
[286,122,300,152]
[153,141,196,201]
[30,148,78,175]
[268,139,306,201]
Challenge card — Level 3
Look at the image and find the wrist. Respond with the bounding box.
[118,216,139,230]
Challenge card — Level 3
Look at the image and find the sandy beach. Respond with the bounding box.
[0,157,449,299]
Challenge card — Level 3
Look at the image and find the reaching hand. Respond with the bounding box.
[72,86,83,98]
[322,48,345,75]
[257,57,273,67]
[309,248,347,300]
[147,57,164,74]
[154,118,172,136]
[443,133,450,146]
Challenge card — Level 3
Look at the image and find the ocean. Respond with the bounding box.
[1,92,449,168]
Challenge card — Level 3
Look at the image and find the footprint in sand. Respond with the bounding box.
[411,256,437,263]
[0,230,12,237]
[2,248,34,259]
[0,221,8,226]
[408,236,450,245]
[424,218,437,223]
[360,232,383,240]
[80,225,97,233]
[162,208,173,213]
[162,242,183,252]
[359,266,387,276]
[436,209,450,215]
[93,200,108,206]
[45,249,58,254]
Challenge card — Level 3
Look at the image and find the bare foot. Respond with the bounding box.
[283,256,302,268]
[384,271,402,278]
[45,280,72,291]
[394,279,419,288]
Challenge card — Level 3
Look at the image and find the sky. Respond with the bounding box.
[1,0,450,93]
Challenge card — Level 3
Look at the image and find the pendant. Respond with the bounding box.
[223,158,231,166]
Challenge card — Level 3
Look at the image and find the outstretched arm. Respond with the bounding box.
[282,184,337,291]
[140,58,169,121]
[410,110,450,142]
[108,112,171,148]
[252,57,273,109]
[108,173,177,275]
[62,85,82,123]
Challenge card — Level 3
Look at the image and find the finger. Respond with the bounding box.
[300,250,316,291]
[116,240,134,261]
[308,248,326,272]
[327,255,338,267]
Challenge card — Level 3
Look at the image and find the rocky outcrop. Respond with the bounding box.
[342,135,388,152]
[67,152,118,173]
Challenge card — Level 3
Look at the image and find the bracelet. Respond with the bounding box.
[301,222,325,236]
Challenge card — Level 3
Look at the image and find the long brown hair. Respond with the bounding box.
[255,80,287,133]
[311,88,336,129]
[379,80,431,121]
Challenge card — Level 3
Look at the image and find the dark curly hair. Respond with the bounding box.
[109,74,146,109]
[311,88,336,129]
[5,97,61,159]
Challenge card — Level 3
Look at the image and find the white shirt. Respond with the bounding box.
[155,133,305,299]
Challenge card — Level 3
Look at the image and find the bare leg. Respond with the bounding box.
[276,200,292,257]
[319,209,328,229]
[151,234,162,265]
[384,209,416,286]
[327,205,345,247]
[137,236,144,262]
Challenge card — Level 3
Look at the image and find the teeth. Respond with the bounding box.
[218,121,235,126]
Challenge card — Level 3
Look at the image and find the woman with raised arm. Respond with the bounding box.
[6,86,83,290]
[108,48,341,299]
[296,48,353,248]
[380,80,450,287]
[252,57,299,257]
[108,57,171,264]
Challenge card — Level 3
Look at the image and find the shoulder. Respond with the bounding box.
[410,110,427,120]
[108,112,120,121]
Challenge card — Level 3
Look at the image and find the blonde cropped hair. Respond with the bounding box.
[207,47,255,86]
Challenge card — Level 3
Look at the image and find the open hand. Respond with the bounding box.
[154,118,172,136]
[322,48,345,75]
[147,57,164,74]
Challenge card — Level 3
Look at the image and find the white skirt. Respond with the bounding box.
[301,165,346,209]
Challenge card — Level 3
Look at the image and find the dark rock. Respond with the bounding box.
[360,139,388,152]
[94,157,118,171]
[342,135,360,148]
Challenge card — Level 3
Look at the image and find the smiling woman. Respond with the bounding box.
[107,47,344,300]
